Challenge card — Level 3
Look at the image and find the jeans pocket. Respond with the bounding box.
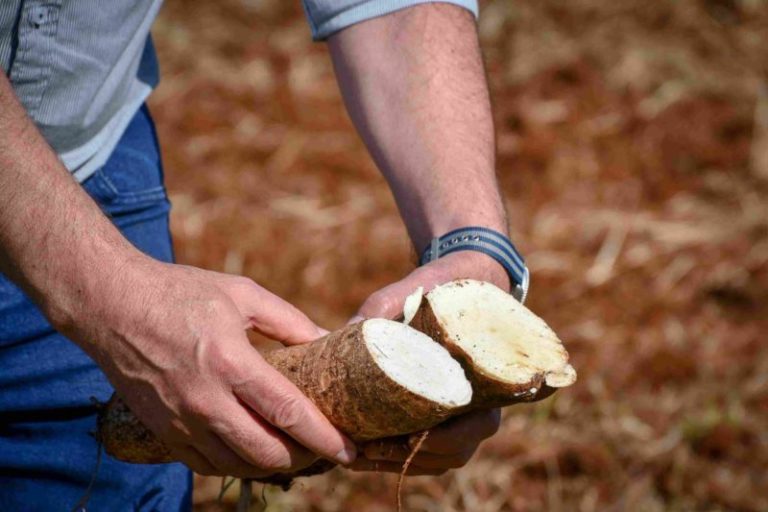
[82,149,169,218]
[81,103,170,225]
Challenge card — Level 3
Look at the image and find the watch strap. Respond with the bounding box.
[419,226,530,303]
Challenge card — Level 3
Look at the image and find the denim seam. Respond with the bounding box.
[111,187,166,200]
[95,165,166,204]
[110,201,171,229]
[111,145,160,173]
[94,169,120,196]
[110,190,167,206]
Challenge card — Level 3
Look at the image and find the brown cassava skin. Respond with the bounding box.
[264,321,461,441]
[97,394,337,489]
[409,299,556,409]
[97,394,173,464]
[98,321,463,468]
[98,395,336,490]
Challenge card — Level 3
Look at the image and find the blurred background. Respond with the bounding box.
[148,0,768,510]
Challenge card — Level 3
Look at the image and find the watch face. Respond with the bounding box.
[420,229,530,303]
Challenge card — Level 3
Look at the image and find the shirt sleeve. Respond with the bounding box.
[302,0,479,41]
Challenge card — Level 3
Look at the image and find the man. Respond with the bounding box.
[0,1,527,509]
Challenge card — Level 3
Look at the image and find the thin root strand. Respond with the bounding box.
[396,430,430,512]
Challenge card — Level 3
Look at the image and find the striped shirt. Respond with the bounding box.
[0,0,477,183]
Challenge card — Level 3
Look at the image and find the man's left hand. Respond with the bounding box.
[347,251,510,475]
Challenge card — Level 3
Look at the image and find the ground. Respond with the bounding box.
[147,1,768,510]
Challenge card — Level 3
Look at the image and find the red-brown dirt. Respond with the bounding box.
[148,0,768,510]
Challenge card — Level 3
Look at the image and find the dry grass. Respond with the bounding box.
[148,0,768,510]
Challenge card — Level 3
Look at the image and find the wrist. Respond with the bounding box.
[413,214,508,253]
[437,251,511,292]
[419,225,528,299]
[44,241,153,340]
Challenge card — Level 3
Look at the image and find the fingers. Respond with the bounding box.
[170,445,218,476]
[207,277,352,468]
[232,354,357,466]
[171,433,304,479]
[362,445,475,470]
[354,410,500,474]
[352,267,446,322]
[223,277,328,345]
[163,391,319,478]
[192,431,276,478]
[349,458,450,476]
[410,409,500,455]
[204,399,320,477]
[350,250,513,323]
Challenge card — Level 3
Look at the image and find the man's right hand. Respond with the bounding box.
[0,71,354,478]
[62,258,356,478]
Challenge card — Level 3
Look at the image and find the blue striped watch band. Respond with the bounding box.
[419,227,530,303]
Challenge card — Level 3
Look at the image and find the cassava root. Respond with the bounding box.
[409,279,576,409]
[98,318,472,463]
[97,279,577,484]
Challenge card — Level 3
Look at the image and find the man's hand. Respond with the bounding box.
[0,72,355,478]
[348,252,508,474]
[349,252,509,324]
[74,258,356,478]
[327,2,514,474]
[352,409,500,475]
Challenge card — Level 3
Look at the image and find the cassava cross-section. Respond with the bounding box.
[409,279,577,408]
[265,318,473,441]
[98,280,577,471]
[98,318,473,463]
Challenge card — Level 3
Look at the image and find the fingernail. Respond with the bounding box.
[348,315,365,325]
[334,441,357,465]
[316,327,330,337]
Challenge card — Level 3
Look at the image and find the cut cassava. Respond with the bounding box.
[98,318,473,464]
[409,279,577,408]
[97,395,336,489]
[263,318,472,441]
[98,280,577,474]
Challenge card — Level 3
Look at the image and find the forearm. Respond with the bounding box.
[0,76,358,476]
[0,73,142,332]
[335,6,513,471]
[328,4,506,252]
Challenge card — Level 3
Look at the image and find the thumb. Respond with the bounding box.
[351,267,444,324]
[224,278,328,345]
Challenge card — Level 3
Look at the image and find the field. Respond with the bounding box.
[148,1,768,510]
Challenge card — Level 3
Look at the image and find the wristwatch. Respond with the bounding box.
[419,226,530,303]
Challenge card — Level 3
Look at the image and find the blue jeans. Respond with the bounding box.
[0,105,192,511]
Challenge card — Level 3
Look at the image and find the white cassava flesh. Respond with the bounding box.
[98,281,576,474]
[364,318,472,408]
[410,279,576,407]
[427,281,575,386]
[402,286,424,325]
[99,318,474,466]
